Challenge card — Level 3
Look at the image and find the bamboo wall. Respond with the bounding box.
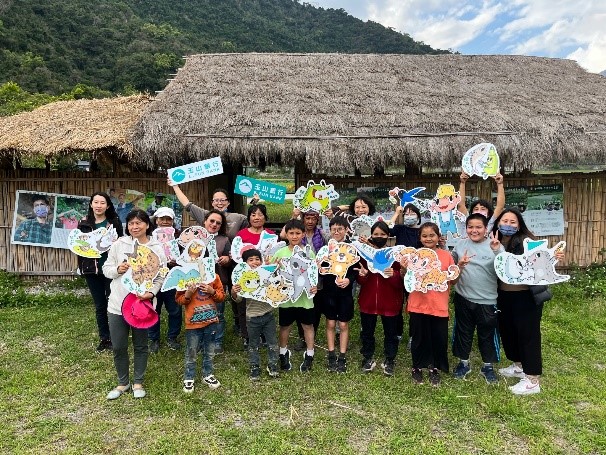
[0,169,210,276]
[297,171,606,268]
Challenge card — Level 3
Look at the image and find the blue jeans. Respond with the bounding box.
[213,301,225,347]
[149,290,182,341]
[247,311,279,368]
[184,324,216,380]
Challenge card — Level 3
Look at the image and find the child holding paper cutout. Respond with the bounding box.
[458,172,505,232]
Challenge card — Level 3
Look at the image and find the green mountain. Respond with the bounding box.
[0,0,448,95]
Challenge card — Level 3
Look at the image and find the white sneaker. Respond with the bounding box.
[498,363,525,378]
[183,380,195,393]
[510,377,540,395]
[203,374,221,389]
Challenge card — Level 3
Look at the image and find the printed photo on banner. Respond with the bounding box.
[234,175,287,204]
[109,188,183,229]
[167,157,223,185]
[11,190,89,248]
[495,184,564,236]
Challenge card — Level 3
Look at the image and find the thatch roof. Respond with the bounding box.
[132,53,606,171]
[0,95,150,161]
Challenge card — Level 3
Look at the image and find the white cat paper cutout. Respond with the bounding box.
[121,241,167,295]
[231,262,293,307]
[396,247,460,293]
[152,227,180,262]
[494,239,569,285]
[462,143,500,180]
[293,179,339,214]
[276,244,319,300]
[68,225,118,258]
[230,230,285,263]
[352,242,405,278]
[316,239,360,283]
[161,257,216,292]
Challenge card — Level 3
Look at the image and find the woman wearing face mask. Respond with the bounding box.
[490,208,563,395]
[458,172,505,232]
[355,221,404,377]
[77,192,124,352]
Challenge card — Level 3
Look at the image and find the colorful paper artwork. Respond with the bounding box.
[121,241,166,295]
[161,256,217,292]
[152,227,180,262]
[352,241,405,278]
[231,262,293,307]
[67,225,118,258]
[178,226,218,260]
[388,186,426,207]
[429,184,466,238]
[293,179,339,214]
[462,143,500,180]
[494,239,569,285]
[276,245,319,300]
[316,239,360,282]
[348,215,382,240]
[230,231,285,263]
[396,247,460,293]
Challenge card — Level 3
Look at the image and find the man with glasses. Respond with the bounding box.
[13,194,53,244]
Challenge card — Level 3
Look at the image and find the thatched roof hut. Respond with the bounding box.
[0,95,150,165]
[129,53,606,172]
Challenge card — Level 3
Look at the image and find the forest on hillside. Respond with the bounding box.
[0,0,448,102]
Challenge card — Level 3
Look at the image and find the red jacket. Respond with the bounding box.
[356,260,403,316]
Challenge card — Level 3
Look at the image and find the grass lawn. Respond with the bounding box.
[1,271,605,454]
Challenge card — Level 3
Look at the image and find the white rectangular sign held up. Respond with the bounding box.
[168,157,223,185]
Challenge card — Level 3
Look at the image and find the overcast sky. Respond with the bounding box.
[311,0,606,73]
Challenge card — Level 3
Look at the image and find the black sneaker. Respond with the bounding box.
[260,334,267,348]
[361,358,376,373]
[250,365,261,381]
[149,339,160,354]
[294,338,306,352]
[96,339,112,352]
[429,368,441,387]
[279,350,292,371]
[480,364,498,384]
[166,338,181,351]
[267,364,279,378]
[381,360,395,377]
[327,351,337,372]
[412,368,423,384]
[336,355,347,374]
[300,353,314,372]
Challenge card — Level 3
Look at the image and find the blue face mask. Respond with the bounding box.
[498,225,518,237]
[34,205,49,217]
[403,215,418,226]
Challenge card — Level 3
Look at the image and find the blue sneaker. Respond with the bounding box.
[453,361,471,379]
[480,364,499,384]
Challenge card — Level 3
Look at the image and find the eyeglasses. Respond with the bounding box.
[208,219,222,226]
[330,227,346,233]
[212,198,228,203]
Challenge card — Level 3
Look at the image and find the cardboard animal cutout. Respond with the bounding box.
[230,230,285,263]
[388,186,426,207]
[68,225,118,258]
[352,242,405,278]
[231,262,293,307]
[177,231,218,262]
[293,179,339,214]
[316,239,360,282]
[178,226,218,258]
[397,247,460,293]
[152,227,180,262]
[462,143,500,179]
[494,239,569,285]
[161,256,216,292]
[348,215,390,239]
[121,241,166,295]
[276,244,319,300]
[429,184,466,238]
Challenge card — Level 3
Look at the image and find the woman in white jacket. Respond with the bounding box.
[103,209,166,400]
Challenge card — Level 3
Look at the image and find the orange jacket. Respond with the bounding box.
[176,275,225,329]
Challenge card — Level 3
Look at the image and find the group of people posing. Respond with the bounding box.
[78,172,560,400]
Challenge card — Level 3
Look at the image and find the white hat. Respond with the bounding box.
[152,207,175,221]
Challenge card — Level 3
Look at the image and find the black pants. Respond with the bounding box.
[84,273,112,341]
[409,312,449,372]
[359,312,399,362]
[452,293,500,363]
[497,289,542,375]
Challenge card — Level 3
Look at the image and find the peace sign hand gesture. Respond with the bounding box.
[489,232,501,252]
